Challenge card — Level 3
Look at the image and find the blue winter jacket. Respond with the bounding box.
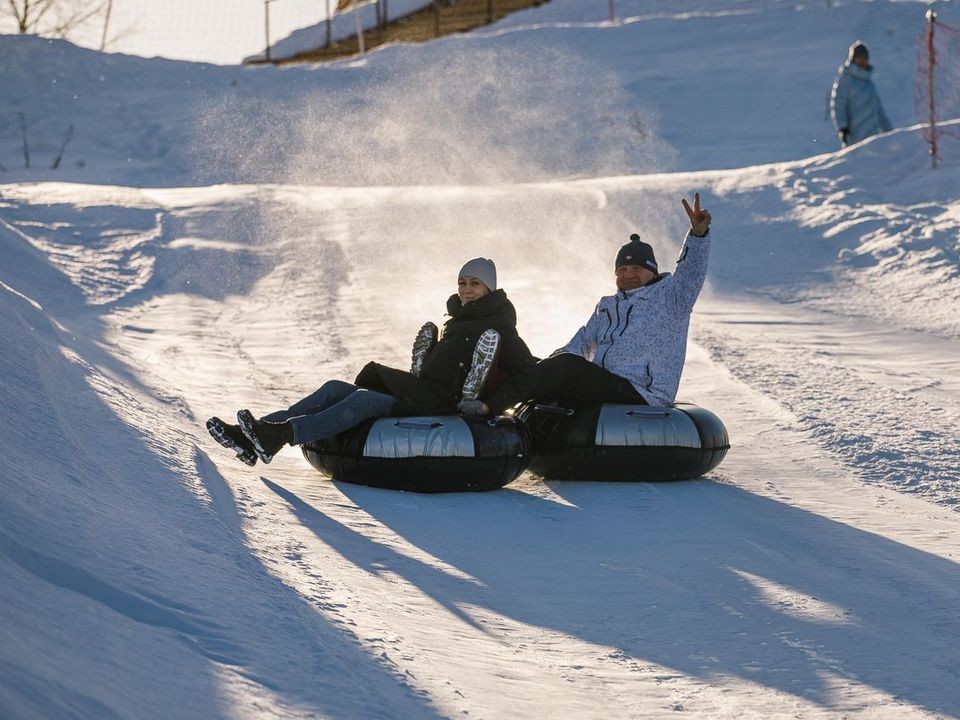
[559,231,710,406]
[831,63,892,145]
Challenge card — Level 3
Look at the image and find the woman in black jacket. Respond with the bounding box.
[206,258,535,465]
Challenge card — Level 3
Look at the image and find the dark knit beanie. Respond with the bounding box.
[615,234,658,274]
[849,41,869,61]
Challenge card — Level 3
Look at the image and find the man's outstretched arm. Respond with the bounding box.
[670,192,713,312]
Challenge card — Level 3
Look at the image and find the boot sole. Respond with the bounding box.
[462,329,501,401]
[206,417,258,466]
[236,410,275,464]
[410,321,439,377]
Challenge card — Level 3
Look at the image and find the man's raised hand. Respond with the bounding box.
[682,192,712,237]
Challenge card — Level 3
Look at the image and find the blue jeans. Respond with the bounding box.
[262,380,400,445]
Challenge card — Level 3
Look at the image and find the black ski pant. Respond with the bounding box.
[488,352,647,409]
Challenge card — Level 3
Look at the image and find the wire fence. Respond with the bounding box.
[914,9,960,166]
[249,0,617,62]
[258,0,582,63]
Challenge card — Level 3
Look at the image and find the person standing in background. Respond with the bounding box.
[831,41,893,147]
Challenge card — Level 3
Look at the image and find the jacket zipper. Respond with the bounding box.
[619,304,634,336]
[599,295,643,367]
[598,303,618,368]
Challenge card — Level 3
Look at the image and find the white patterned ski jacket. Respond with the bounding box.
[559,230,711,406]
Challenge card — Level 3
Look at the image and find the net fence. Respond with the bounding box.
[914,11,960,160]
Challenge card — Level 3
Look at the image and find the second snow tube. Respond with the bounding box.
[514,401,729,481]
[301,414,531,493]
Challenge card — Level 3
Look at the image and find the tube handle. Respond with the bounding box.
[394,420,443,430]
[533,404,575,416]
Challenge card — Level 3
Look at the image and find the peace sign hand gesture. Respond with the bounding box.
[681,192,712,237]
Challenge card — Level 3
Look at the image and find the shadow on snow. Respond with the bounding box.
[266,477,960,716]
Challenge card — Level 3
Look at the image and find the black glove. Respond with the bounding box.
[457,399,490,416]
[839,127,849,145]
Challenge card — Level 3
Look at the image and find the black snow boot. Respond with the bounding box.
[206,416,258,466]
[410,321,439,377]
[236,409,294,464]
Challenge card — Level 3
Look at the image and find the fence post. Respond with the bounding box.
[51,124,74,170]
[926,8,938,168]
[487,0,493,24]
[19,113,30,169]
[325,0,332,48]
[434,0,441,37]
[609,0,615,22]
[264,0,272,62]
[353,0,365,53]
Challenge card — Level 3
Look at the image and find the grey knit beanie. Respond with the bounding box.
[458,257,497,291]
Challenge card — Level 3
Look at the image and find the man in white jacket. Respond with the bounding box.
[481,193,711,413]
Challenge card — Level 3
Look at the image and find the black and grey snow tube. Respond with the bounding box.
[301,414,531,493]
[514,402,729,481]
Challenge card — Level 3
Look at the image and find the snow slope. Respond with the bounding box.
[2,1,960,718]
[0,0,934,186]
